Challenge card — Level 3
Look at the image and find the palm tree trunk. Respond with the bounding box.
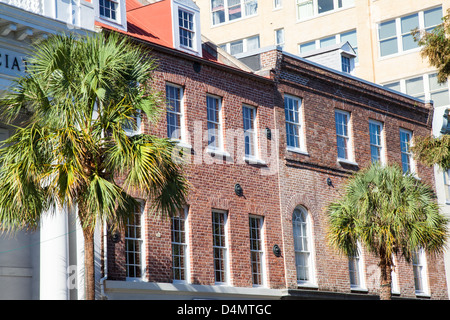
[379,260,392,300]
[83,227,96,300]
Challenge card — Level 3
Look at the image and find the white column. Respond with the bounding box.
[40,208,69,300]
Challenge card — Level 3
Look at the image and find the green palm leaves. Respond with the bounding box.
[327,163,448,298]
[0,32,188,298]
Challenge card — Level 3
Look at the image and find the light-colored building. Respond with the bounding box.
[194,0,450,297]
[0,0,127,300]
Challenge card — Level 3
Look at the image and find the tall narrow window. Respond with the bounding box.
[207,95,222,150]
[125,201,144,279]
[400,129,413,173]
[369,120,383,164]
[275,28,285,49]
[413,248,428,295]
[335,110,350,160]
[178,9,194,49]
[99,0,118,20]
[212,210,228,284]
[243,105,257,158]
[249,216,264,286]
[285,95,303,151]
[172,207,188,283]
[348,243,364,289]
[166,84,183,140]
[293,207,314,284]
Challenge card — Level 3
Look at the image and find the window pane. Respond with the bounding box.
[318,0,334,14]
[230,40,244,55]
[228,0,242,21]
[380,38,398,56]
[401,14,419,34]
[379,20,396,40]
[247,35,260,51]
[341,30,357,48]
[384,81,401,92]
[244,0,258,16]
[320,35,336,48]
[338,0,354,8]
[298,0,314,20]
[300,41,316,53]
[424,7,442,29]
[405,77,424,97]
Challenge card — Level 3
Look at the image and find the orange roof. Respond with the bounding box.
[96,0,226,64]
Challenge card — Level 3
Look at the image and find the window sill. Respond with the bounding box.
[337,158,358,166]
[350,286,368,293]
[207,147,231,159]
[415,292,431,298]
[287,146,309,156]
[243,156,266,165]
[171,139,193,150]
[297,282,318,289]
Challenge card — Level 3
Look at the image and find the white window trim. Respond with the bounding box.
[125,200,146,282]
[293,206,317,288]
[349,242,367,292]
[242,104,261,163]
[172,206,190,284]
[94,0,126,31]
[383,72,450,108]
[210,0,259,27]
[172,3,202,56]
[444,169,450,204]
[296,0,355,23]
[413,248,430,297]
[335,109,356,165]
[212,210,230,285]
[275,28,285,49]
[369,119,385,165]
[166,83,189,147]
[377,6,442,60]
[220,35,260,56]
[284,94,306,154]
[399,128,416,175]
[206,94,225,154]
[249,215,266,287]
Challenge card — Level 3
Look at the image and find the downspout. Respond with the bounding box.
[100,221,109,300]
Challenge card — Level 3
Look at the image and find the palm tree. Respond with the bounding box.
[0,32,189,300]
[327,163,448,300]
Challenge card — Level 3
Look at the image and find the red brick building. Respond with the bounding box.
[99,0,448,300]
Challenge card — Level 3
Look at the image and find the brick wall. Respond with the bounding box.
[106,43,448,299]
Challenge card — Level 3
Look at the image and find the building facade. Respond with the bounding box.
[100,0,448,300]
[194,0,450,298]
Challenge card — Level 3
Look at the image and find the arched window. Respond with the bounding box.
[293,206,314,285]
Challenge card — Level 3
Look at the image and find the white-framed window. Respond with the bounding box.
[249,215,265,286]
[399,128,414,174]
[284,94,305,152]
[293,206,315,286]
[348,242,365,290]
[296,0,354,21]
[212,210,229,284]
[413,248,429,296]
[274,0,282,9]
[99,0,119,21]
[125,200,145,280]
[275,28,285,49]
[211,0,258,26]
[378,6,442,58]
[220,35,260,55]
[341,55,351,73]
[243,105,257,158]
[384,73,450,108]
[444,169,450,203]
[178,9,194,49]
[335,110,352,161]
[299,29,358,62]
[172,206,189,283]
[166,83,184,141]
[391,256,400,295]
[369,120,384,164]
[207,95,223,151]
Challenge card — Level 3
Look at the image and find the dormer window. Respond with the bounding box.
[99,0,118,21]
[341,55,351,73]
[178,9,194,49]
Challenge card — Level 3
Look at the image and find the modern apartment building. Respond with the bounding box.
[194,0,450,297]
